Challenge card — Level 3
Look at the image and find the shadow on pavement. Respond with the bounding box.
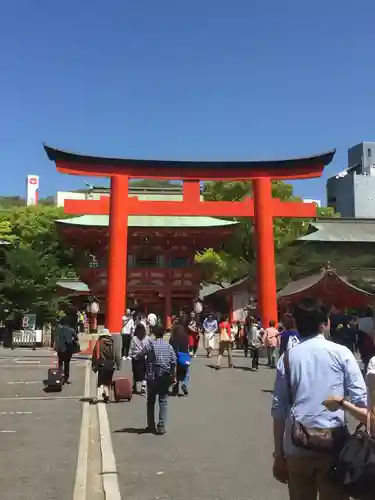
[261,389,274,394]
[231,365,253,372]
[114,427,150,435]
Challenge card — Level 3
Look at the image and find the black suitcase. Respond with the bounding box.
[45,368,63,392]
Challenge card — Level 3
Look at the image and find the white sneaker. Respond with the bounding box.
[122,356,127,360]
[127,356,132,360]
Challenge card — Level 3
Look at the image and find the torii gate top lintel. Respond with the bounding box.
[44,145,335,181]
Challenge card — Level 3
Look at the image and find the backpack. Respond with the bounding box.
[177,351,191,367]
[330,423,375,499]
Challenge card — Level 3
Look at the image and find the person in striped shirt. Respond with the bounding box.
[133,325,176,435]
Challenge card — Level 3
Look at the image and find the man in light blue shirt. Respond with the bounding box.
[272,298,367,500]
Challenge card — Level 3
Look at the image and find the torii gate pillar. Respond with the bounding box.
[253,178,278,326]
[107,175,129,333]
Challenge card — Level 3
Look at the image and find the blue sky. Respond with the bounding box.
[1,0,374,202]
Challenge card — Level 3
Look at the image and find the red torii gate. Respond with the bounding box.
[44,146,335,332]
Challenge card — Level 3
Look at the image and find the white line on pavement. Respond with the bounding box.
[0,430,16,433]
[0,364,86,368]
[14,359,41,364]
[0,396,82,401]
[73,360,91,500]
[0,411,32,415]
[98,389,122,500]
[7,381,40,385]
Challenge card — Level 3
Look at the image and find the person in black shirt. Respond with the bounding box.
[54,316,79,384]
[169,324,190,396]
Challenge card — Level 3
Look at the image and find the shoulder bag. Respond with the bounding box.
[284,350,348,453]
[329,414,375,499]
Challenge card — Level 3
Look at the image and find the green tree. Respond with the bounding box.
[0,205,75,270]
[0,246,70,325]
[0,206,76,324]
[196,180,339,285]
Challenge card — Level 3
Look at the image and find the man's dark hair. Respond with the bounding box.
[134,322,146,336]
[170,324,186,342]
[365,307,373,317]
[153,324,165,338]
[293,298,329,337]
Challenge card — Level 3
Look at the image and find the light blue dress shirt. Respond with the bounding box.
[271,334,367,456]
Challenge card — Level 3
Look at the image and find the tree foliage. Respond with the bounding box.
[0,205,76,324]
[0,246,70,325]
[195,180,345,286]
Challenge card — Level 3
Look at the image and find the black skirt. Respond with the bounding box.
[132,358,147,382]
[97,366,114,387]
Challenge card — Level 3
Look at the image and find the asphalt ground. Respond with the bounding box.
[107,351,289,500]
[0,348,87,500]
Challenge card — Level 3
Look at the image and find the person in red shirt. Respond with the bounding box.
[216,315,234,369]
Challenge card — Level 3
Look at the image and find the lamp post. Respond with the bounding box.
[248,296,257,311]
[193,298,203,329]
[86,297,99,333]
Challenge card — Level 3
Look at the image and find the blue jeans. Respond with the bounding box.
[147,377,170,429]
[182,366,190,388]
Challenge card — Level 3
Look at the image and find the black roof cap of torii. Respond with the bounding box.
[44,145,336,171]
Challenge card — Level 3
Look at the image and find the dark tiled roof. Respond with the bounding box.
[277,269,373,298]
[299,219,375,243]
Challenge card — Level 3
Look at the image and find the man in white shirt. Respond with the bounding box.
[121,310,135,360]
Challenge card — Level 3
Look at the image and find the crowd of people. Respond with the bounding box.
[53,302,375,497]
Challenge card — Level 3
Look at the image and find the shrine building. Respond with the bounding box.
[56,184,236,325]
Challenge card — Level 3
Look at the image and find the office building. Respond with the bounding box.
[327,142,375,217]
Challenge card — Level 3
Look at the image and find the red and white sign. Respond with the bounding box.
[26,175,39,206]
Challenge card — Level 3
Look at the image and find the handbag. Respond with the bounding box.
[330,418,375,499]
[284,350,348,453]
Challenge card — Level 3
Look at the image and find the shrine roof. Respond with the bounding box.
[44,145,335,179]
[202,276,252,298]
[57,280,90,293]
[277,268,373,299]
[55,214,238,228]
[299,218,375,243]
[199,283,231,299]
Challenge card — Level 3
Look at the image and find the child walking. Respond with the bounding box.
[91,329,116,403]
[130,323,150,395]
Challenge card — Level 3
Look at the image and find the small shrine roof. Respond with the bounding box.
[277,268,373,299]
[57,280,90,293]
[56,215,238,228]
[199,282,231,299]
[299,218,375,243]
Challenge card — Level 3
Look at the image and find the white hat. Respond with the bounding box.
[99,328,111,337]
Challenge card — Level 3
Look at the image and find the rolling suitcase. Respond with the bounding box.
[112,376,132,402]
[45,368,63,392]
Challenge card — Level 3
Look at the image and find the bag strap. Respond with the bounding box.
[95,339,101,360]
[283,350,294,407]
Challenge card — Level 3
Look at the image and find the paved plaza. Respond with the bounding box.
[108,352,289,500]
[0,347,289,499]
[0,348,88,500]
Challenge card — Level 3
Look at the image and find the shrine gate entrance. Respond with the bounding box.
[45,145,335,332]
